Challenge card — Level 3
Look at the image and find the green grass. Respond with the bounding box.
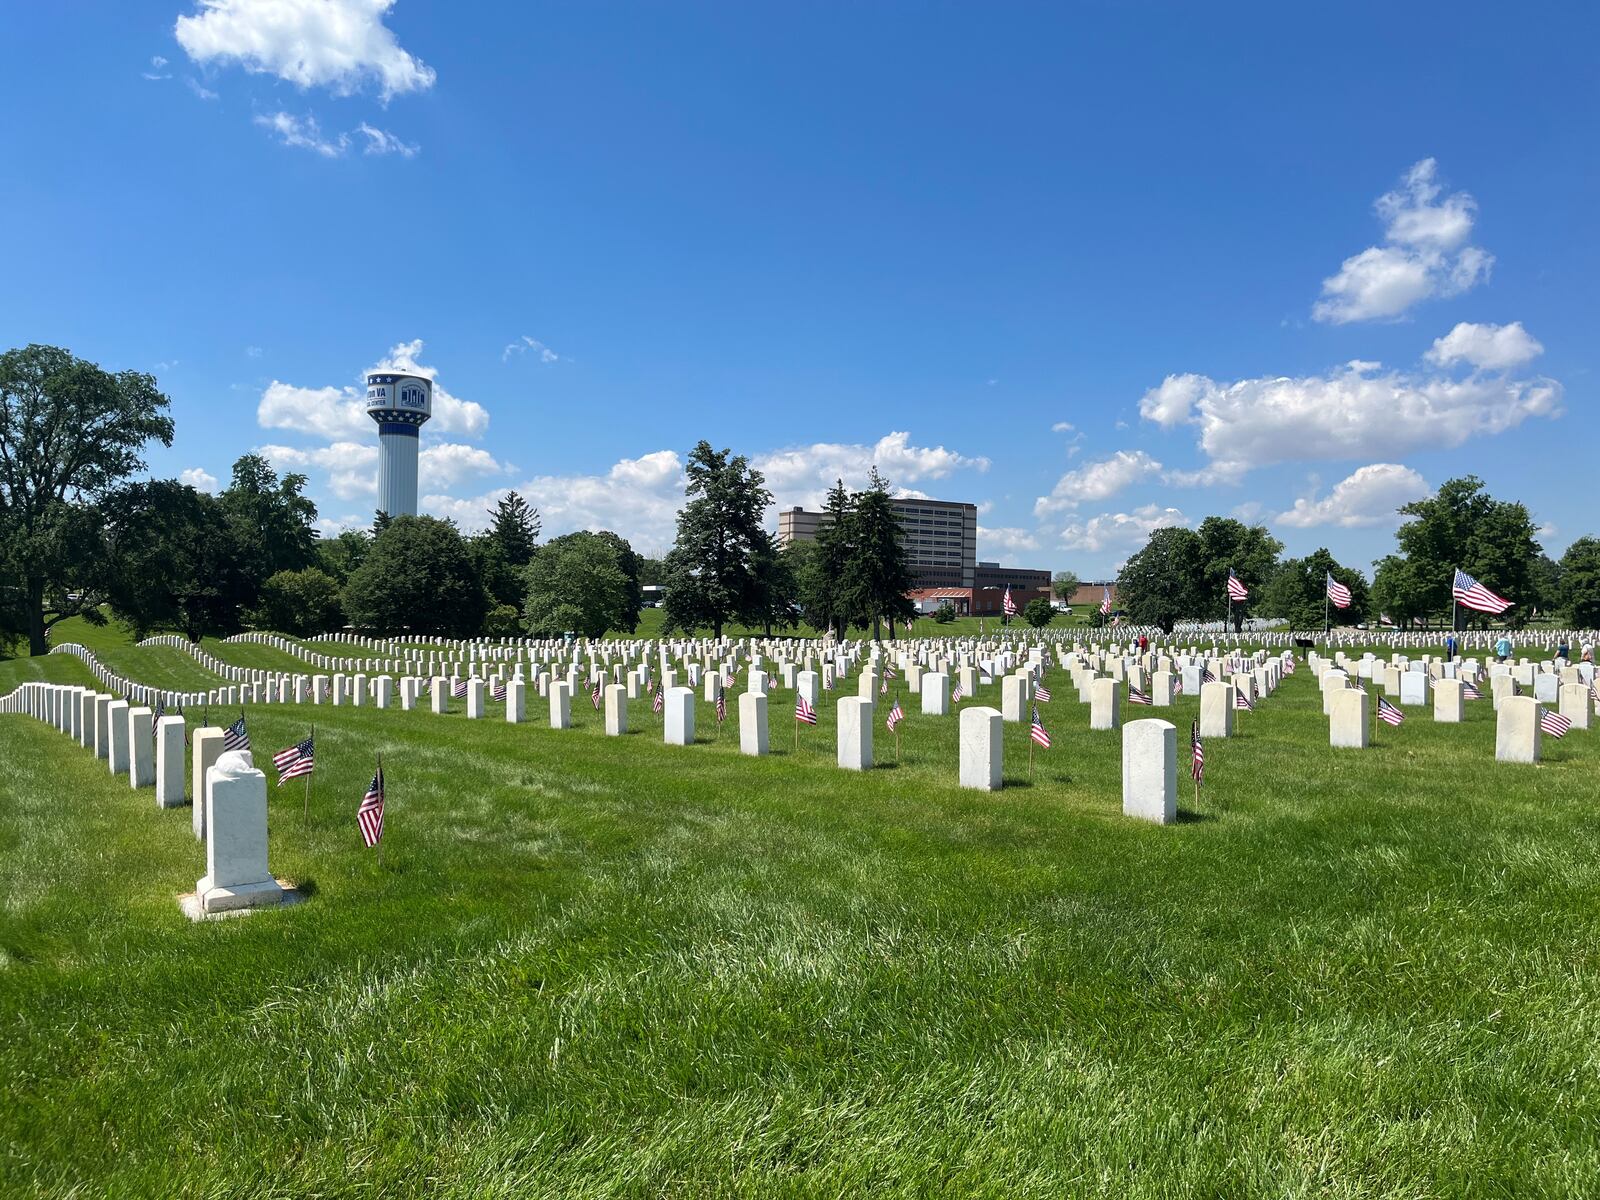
[2,626,1598,1196]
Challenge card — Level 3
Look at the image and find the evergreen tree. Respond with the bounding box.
[660,442,771,637]
[812,479,856,635]
[842,469,915,640]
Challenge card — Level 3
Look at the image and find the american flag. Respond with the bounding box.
[1326,572,1352,609]
[725,669,736,689]
[1283,657,1297,675]
[652,685,663,714]
[1234,689,1254,711]
[223,714,249,752]
[1128,685,1152,705]
[491,680,507,702]
[1029,705,1051,748]
[591,678,603,709]
[1202,668,1217,685]
[1452,569,1512,615]
[273,734,315,785]
[951,681,964,703]
[795,694,817,725]
[1591,682,1600,704]
[1463,679,1483,700]
[152,697,165,742]
[880,677,888,696]
[1377,696,1405,726]
[1035,682,1052,702]
[884,665,897,681]
[716,690,727,723]
[1540,708,1572,739]
[357,765,384,847]
[451,679,468,698]
[886,695,904,733]
[1173,677,1183,697]
[1226,569,1249,602]
[1190,722,1204,783]
[1100,587,1112,616]
[1002,586,1018,617]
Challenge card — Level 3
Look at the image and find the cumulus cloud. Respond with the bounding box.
[1314,159,1493,324]
[1425,321,1544,371]
[175,0,435,99]
[427,450,686,546]
[978,526,1041,556]
[254,111,349,157]
[1054,505,1188,554]
[260,438,510,502]
[1138,361,1560,478]
[179,467,218,493]
[257,339,489,442]
[755,431,989,510]
[1051,421,1075,434]
[1275,463,1429,528]
[1034,449,1162,516]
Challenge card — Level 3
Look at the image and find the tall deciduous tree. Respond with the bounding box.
[661,442,772,637]
[522,530,635,638]
[1558,537,1600,628]
[0,344,174,653]
[342,516,489,636]
[1370,555,1431,629]
[100,480,247,641]
[1195,516,1282,631]
[1262,549,1368,630]
[1051,570,1081,603]
[1119,526,1204,633]
[1395,476,1544,627]
[252,567,345,636]
[218,453,319,609]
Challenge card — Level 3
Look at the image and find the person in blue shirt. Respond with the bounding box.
[1556,638,1570,663]
[1445,633,1458,661]
[1495,635,1513,662]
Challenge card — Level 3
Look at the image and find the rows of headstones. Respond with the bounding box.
[1308,646,1597,760]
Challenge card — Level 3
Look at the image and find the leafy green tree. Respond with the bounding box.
[317,529,371,583]
[592,530,644,633]
[1195,516,1282,631]
[1119,526,1204,633]
[1051,570,1081,604]
[1370,555,1431,629]
[1395,476,1543,628]
[218,454,319,609]
[0,344,174,653]
[343,516,489,636]
[636,556,667,586]
[251,567,344,636]
[840,468,915,640]
[933,600,957,624]
[1559,537,1600,628]
[484,604,521,637]
[748,531,798,636]
[660,442,772,637]
[786,538,833,632]
[1023,596,1055,628]
[100,480,247,641]
[1262,549,1368,630]
[523,531,636,638]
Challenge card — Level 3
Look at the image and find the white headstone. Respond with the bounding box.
[1329,687,1369,749]
[1090,678,1121,731]
[549,681,572,729]
[155,716,185,808]
[127,707,156,788]
[958,706,1003,791]
[1122,718,1177,824]
[664,687,696,745]
[196,750,283,914]
[739,691,768,756]
[1495,695,1540,763]
[605,684,628,736]
[836,697,874,771]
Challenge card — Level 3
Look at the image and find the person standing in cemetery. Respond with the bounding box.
[1556,637,1570,664]
[1496,634,1513,663]
[1445,633,1458,661]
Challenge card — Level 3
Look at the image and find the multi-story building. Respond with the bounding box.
[777,498,978,589]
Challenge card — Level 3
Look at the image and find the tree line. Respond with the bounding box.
[1114,476,1596,633]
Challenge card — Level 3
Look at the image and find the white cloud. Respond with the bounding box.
[257,339,489,442]
[427,450,686,546]
[1054,505,1188,554]
[246,345,263,357]
[978,526,1040,556]
[143,54,172,80]
[185,77,220,100]
[254,111,349,157]
[174,0,436,99]
[260,438,510,502]
[755,431,989,510]
[1425,321,1543,371]
[179,467,218,493]
[1138,361,1560,478]
[1314,159,1493,324]
[503,336,560,364]
[1051,421,1075,434]
[1034,449,1162,516]
[1275,463,1429,528]
[356,122,418,157]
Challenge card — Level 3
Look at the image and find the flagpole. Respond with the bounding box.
[375,752,385,869]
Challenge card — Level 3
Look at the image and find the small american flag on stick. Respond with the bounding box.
[795,694,817,725]
[357,763,384,848]
[272,734,315,785]
[1377,696,1405,726]
[1540,708,1572,739]
[223,714,250,752]
[1191,721,1204,783]
[1029,705,1051,749]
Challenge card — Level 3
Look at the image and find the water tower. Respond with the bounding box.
[365,370,432,517]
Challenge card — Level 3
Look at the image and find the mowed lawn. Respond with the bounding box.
[2,635,1599,1197]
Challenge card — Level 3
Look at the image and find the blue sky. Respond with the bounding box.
[3,1,1594,577]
